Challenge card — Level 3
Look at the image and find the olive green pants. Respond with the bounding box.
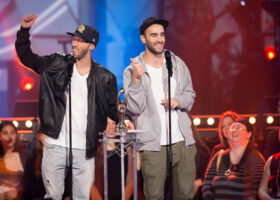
[140,141,196,200]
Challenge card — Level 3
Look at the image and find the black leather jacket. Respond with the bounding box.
[15,27,118,158]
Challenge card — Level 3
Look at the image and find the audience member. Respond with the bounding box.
[203,118,265,199]
[0,121,27,200]
[259,152,280,200]
[209,111,239,159]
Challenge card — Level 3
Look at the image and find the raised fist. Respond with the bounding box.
[21,14,38,28]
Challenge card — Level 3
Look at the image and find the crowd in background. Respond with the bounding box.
[1,110,280,199]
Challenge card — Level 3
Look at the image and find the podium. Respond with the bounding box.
[100,130,142,200]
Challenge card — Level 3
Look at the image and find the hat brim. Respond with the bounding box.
[66,32,95,44]
[67,32,79,37]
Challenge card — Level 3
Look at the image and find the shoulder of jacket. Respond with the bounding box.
[95,63,115,77]
[124,65,133,73]
[171,52,185,65]
[51,52,74,63]
[55,52,67,56]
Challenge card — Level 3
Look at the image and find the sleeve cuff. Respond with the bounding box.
[20,26,31,33]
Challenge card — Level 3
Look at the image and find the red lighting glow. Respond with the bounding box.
[265,46,276,61]
[20,77,35,91]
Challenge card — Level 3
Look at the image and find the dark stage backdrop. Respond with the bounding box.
[161,0,280,114]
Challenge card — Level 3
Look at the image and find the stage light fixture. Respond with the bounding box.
[25,120,33,128]
[240,0,246,6]
[249,117,256,124]
[266,116,274,124]
[20,77,35,91]
[193,118,201,126]
[13,120,19,128]
[207,117,215,126]
[264,46,276,61]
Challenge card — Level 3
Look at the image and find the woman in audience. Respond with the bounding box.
[203,118,265,199]
[259,152,280,200]
[0,121,26,200]
[209,110,239,159]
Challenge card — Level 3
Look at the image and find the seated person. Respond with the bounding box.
[203,119,265,200]
[0,121,27,200]
[209,110,239,159]
[259,152,280,200]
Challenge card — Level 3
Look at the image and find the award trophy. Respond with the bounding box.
[101,87,139,200]
[115,87,128,133]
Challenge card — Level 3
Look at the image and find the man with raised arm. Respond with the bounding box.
[15,14,118,200]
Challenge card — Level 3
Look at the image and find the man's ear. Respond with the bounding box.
[89,44,95,51]
[140,34,146,44]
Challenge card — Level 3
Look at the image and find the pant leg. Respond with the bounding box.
[172,142,196,200]
[72,148,95,200]
[42,143,67,200]
[140,148,167,200]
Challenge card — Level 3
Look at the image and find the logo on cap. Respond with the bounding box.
[78,25,85,33]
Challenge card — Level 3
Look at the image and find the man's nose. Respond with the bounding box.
[6,132,12,139]
[72,40,77,45]
[158,35,164,42]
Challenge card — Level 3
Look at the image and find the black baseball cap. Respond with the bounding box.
[140,17,169,35]
[67,25,99,46]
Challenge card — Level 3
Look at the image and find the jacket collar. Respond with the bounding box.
[135,50,177,73]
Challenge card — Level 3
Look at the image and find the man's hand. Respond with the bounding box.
[37,132,45,147]
[161,98,179,110]
[130,58,144,83]
[125,120,135,130]
[21,14,38,28]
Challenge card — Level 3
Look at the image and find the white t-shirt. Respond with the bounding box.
[45,64,88,150]
[146,62,184,145]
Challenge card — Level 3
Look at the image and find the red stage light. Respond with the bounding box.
[20,77,35,91]
[265,46,276,61]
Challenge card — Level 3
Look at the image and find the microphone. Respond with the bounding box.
[164,50,173,77]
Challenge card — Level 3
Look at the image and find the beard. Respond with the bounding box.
[73,47,88,60]
[146,40,164,55]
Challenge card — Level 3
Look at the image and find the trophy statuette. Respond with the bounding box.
[115,87,128,133]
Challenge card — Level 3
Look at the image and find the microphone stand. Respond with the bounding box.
[68,82,73,200]
[165,50,173,200]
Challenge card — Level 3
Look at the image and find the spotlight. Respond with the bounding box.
[13,120,19,128]
[20,77,35,91]
[240,0,246,6]
[193,118,201,126]
[264,46,276,61]
[207,117,215,126]
[266,116,274,124]
[25,120,33,128]
[249,117,256,124]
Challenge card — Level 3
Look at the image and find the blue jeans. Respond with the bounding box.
[42,143,95,200]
